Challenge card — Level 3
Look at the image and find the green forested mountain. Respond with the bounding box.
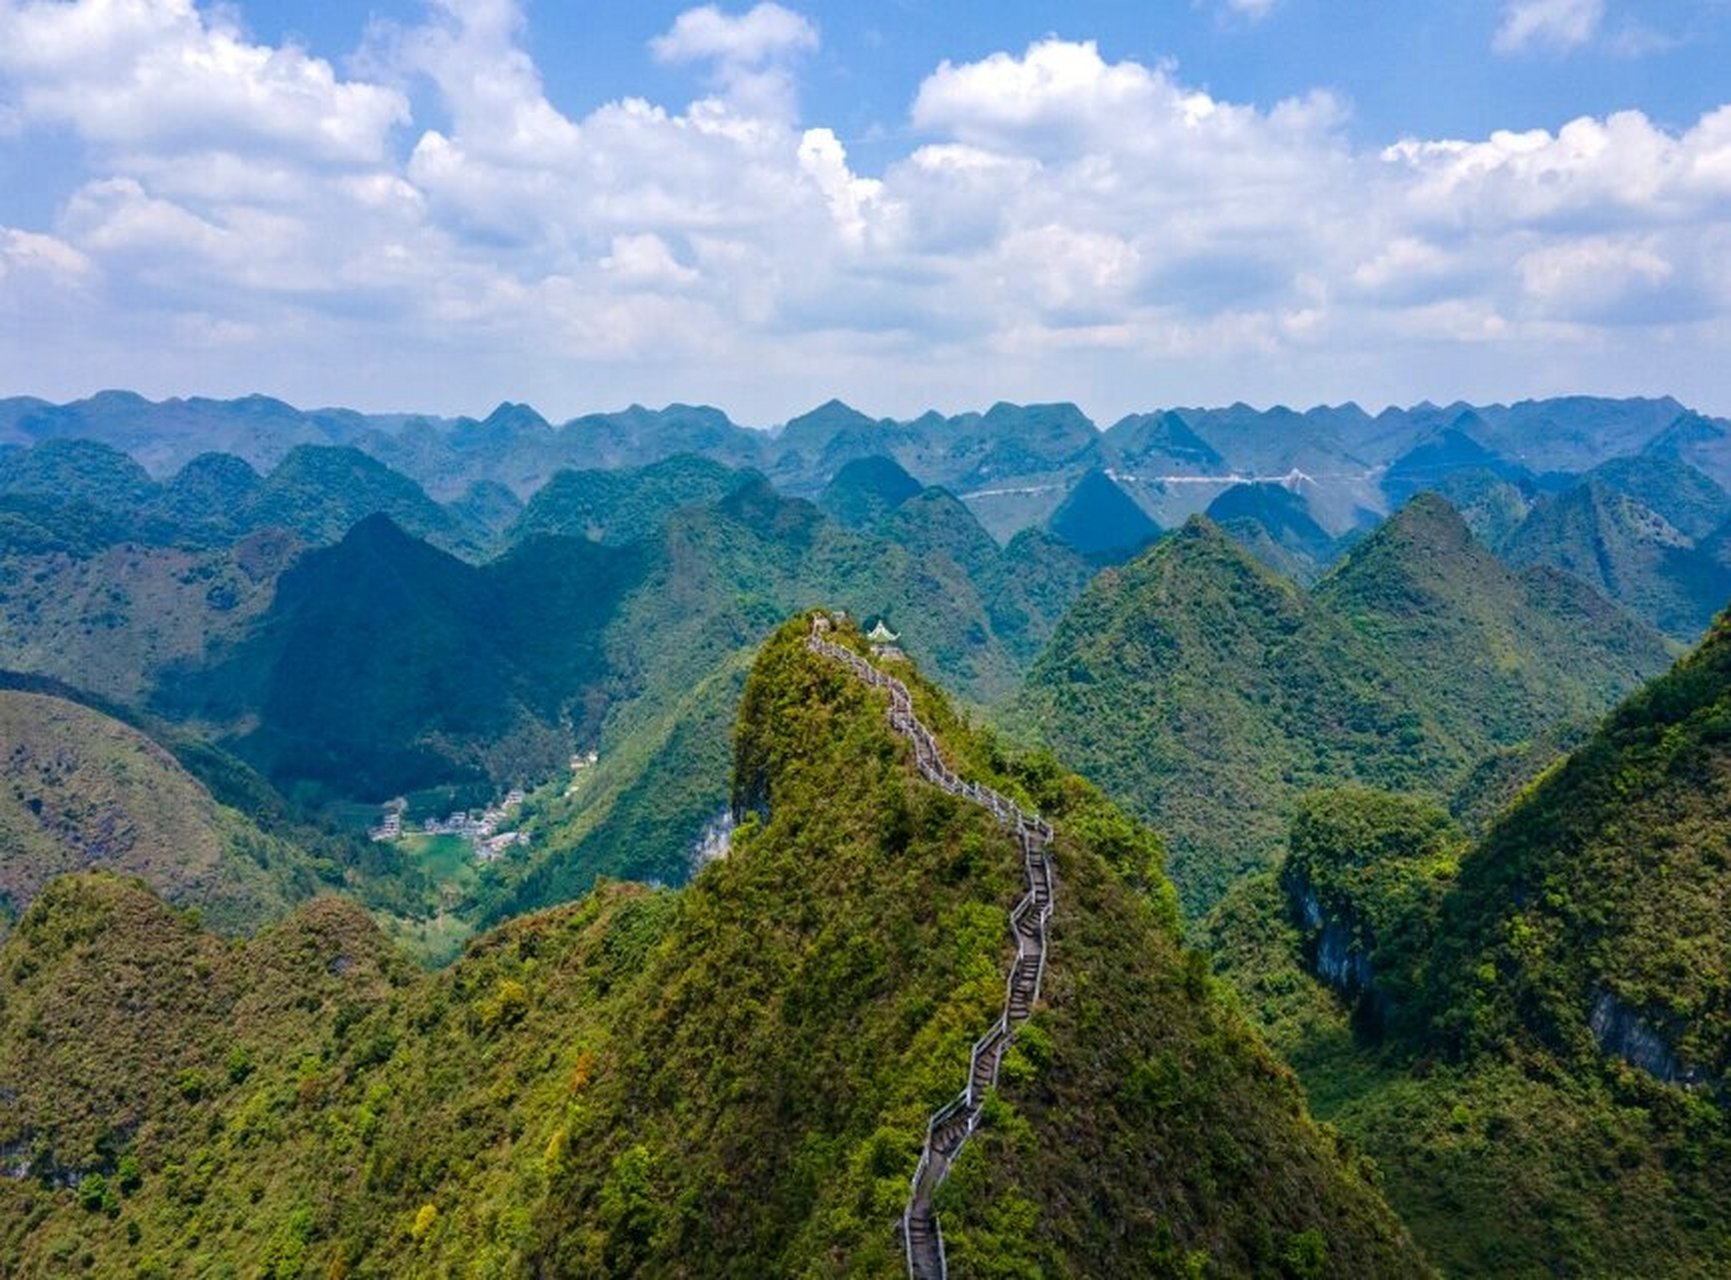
[237,445,487,555]
[1419,466,1532,548]
[819,453,924,529]
[0,437,161,514]
[1501,478,1731,640]
[1103,408,1228,473]
[1423,610,1731,1080]
[1206,481,1339,584]
[0,431,1104,963]
[8,392,1726,547]
[1315,493,1672,750]
[1016,517,1441,910]
[1642,409,1731,491]
[0,689,327,934]
[1017,500,1670,913]
[1208,610,1731,1274]
[1045,467,1160,561]
[158,514,637,801]
[154,451,265,537]
[151,475,1096,936]
[0,528,302,704]
[445,478,524,538]
[508,454,740,545]
[0,438,489,557]
[0,443,502,708]
[1585,454,1731,541]
[0,617,1425,1277]
[1380,422,1532,509]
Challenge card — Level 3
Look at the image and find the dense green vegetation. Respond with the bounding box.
[1016,517,1439,911]
[1208,856,1731,1277]
[819,454,924,529]
[1205,613,1731,1275]
[138,471,1099,945]
[1046,467,1159,561]
[0,616,1426,1277]
[1314,494,1672,751]
[1015,499,1670,914]
[509,454,740,545]
[0,689,328,935]
[158,515,633,800]
[0,528,302,704]
[1422,610,1731,1079]
[1501,478,1731,641]
[1206,482,1340,584]
[0,438,487,556]
[8,392,1731,1277]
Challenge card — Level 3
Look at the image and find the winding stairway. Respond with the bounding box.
[806,615,1056,1280]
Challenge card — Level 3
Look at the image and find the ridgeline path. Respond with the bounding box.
[806,615,1055,1280]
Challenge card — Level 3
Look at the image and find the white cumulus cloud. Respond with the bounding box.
[651,3,817,66]
[651,3,818,120]
[1494,0,1606,54]
[0,5,1728,418]
[0,0,407,164]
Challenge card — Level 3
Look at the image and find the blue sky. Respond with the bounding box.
[230,0,1731,149]
[1,0,1729,423]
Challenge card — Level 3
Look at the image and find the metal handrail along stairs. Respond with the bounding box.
[806,616,1055,1280]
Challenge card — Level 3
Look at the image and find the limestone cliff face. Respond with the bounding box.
[1294,883,1376,998]
[1587,990,1706,1088]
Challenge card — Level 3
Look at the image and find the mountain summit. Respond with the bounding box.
[0,614,1427,1276]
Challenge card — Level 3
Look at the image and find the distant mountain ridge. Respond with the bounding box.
[7,389,1724,545]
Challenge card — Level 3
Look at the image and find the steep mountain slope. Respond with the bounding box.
[242,444,486,555]
[1016,518,1443,911]
[0,617,1426,1277]
[0,437,490,557]
[1424,611,1731,1080]
[1206,481,1338,583]
[1502,479,1731,640]
[153,451,264,537]
[1315,493,1673,751]
[0,691,324,933]
[1586,454,1731,541]
[1644,409,1731,490]
[1019,501,1670,914]
[767,398,914,487]
[509,454,739,544]
[1104,408,1228,473]
[1420,466,1532,548]
[0,437,158,510]
[819,453,923,529]
[1206,615,1731,1275]
[445,477,523,538]
[983,526,1095,667]
[0,528,301,704]
[882,485,1003,580]
[475,657,748,926]
[1380,422,1531,508]
[1045,467,1159,561]
[159,515,637,799]
[155,479,1097,931]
